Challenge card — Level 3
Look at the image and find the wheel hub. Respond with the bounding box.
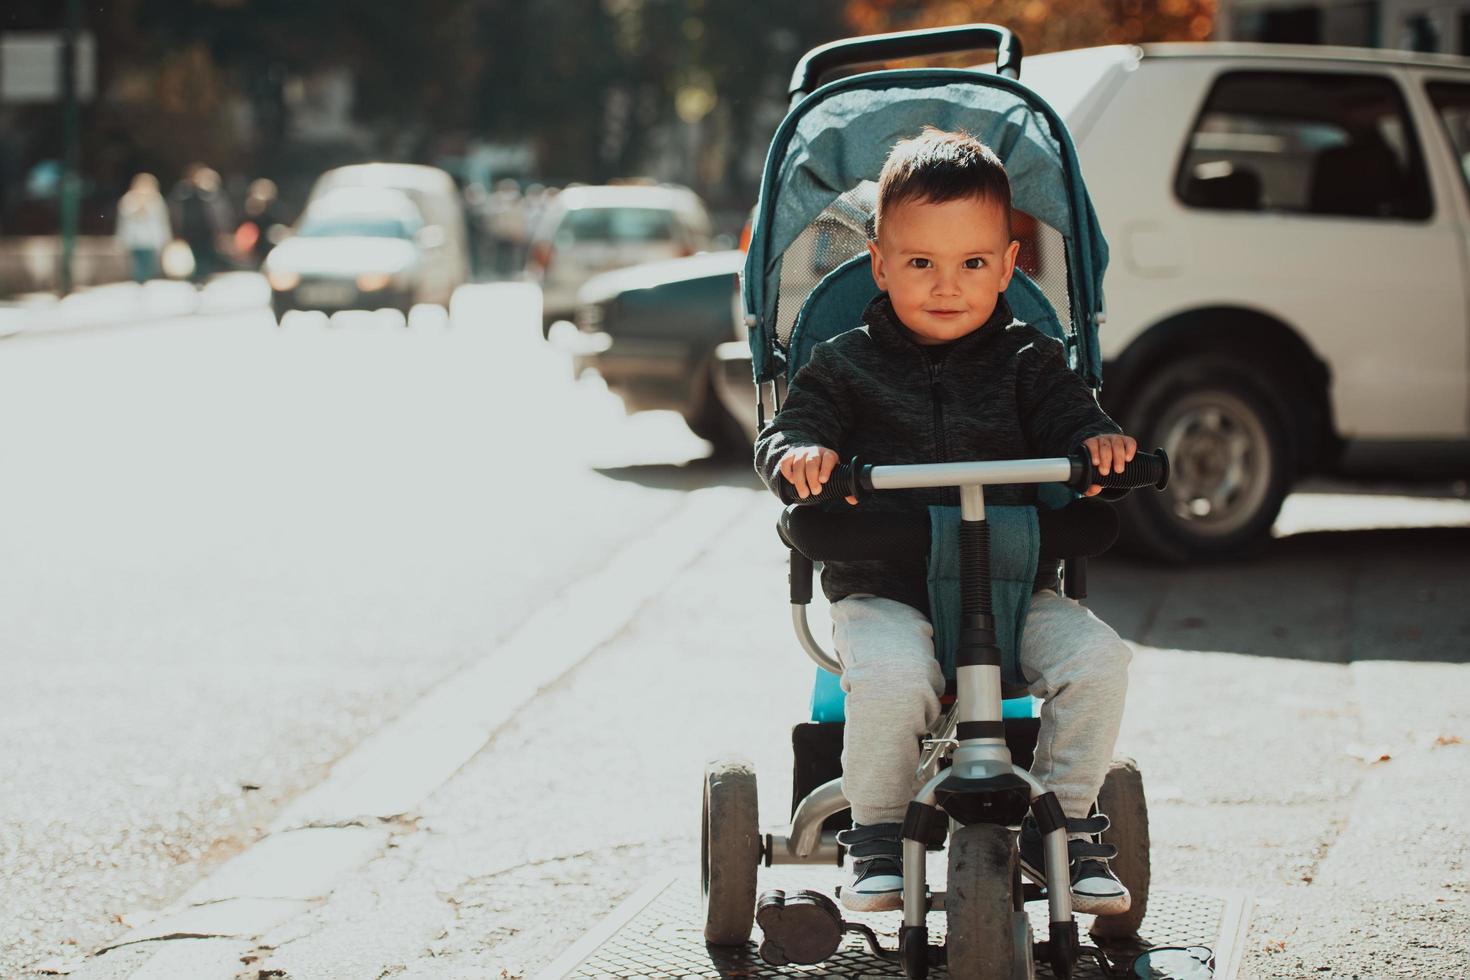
[1156,392,1272,536]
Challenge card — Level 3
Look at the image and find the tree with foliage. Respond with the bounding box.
[843,0,1216,54]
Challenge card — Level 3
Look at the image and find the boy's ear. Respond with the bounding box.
[996,238,1022,292]
[868,239,886,290]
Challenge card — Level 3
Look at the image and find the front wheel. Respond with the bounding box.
[946,823,1029,980]
[1115,356,1291,562]
[702,758,760,945]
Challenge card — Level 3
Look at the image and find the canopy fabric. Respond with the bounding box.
[743,67,1109,388]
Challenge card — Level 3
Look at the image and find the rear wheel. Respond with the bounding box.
[1090,758,1150,939]
[1116,357,1291,562]
[946,823,1028,980]
[702,758,760,945]
[684,368,750,460]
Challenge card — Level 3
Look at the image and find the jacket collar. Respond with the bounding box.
[861,292,1018,355]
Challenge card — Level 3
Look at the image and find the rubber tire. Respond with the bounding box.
[1114,356,1292,563]
[946,823,1025,980]
[1089,758,1150,939]
[702,758,760,945]
[683,368,750,460]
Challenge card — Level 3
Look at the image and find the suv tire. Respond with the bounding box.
[684,362,751,460]
[1116,356,1291,562]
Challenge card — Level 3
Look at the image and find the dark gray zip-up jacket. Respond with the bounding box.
[754,292,1120,615]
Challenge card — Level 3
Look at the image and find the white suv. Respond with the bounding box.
[1010,42,1470,560]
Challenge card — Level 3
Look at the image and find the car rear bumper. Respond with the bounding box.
[273,286,414,314]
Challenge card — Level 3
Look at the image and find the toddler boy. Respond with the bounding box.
[754,128,1136,915]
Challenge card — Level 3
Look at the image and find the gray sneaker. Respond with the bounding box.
[835,822,904,912]
[1018,813,1131,916]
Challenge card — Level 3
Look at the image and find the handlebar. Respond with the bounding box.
[783,449,1170,506]
[788,23,1023,98]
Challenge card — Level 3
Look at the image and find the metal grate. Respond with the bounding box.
[544,870,1246,979]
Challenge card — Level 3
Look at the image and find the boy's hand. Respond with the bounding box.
[1081,434,1137,497]
[778,445,858,505]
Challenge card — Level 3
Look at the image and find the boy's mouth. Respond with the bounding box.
[925,309,966,318]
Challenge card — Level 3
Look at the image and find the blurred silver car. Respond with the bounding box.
[527,184,712,331]
[307,163,471,305]
[264,188,432,321]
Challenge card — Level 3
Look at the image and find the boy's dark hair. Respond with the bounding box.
[874,127,1012,241]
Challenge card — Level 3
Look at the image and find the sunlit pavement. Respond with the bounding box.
[5,286,1467,978]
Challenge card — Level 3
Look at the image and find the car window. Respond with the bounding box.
[298,213,418,239]
[1176,71,1432,221]
[556,207,675,245]
[1426,81,1470,198]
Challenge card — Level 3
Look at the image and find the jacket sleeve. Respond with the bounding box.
[753,343,852,501]
[1016,334,1121,458]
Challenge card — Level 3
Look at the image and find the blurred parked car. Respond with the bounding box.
[264,188,435,321]
[527,184,713,331]
[717,42,1470,561]
[307,163,470,303]
[561,249,747,454]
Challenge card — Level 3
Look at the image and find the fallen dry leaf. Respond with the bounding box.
[1345,743,1391,764]
[1433,734,1462,747]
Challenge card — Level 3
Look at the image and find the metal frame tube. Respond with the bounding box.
[766,830,844,866]
[786,777,847,858]
[791,605,841,675]
[1044,827,1074,922]
[869,458,1072,491]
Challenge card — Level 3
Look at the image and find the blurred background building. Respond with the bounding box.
[1217,0,1470,52]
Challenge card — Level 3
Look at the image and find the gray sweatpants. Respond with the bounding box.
[832,590,1131,827]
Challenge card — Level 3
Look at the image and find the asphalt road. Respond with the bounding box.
[5,284,1468,978]
[0,285,726,977]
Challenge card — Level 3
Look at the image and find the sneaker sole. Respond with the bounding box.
[1071,891,1131,917]
[1019,856,1132,917]
[838,889,905,913]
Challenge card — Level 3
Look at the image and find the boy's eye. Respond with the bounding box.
[964,257,986,269]
[909,258,931,269]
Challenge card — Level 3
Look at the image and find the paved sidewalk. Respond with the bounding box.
[0,275,268,339]
[46,491,1470,979]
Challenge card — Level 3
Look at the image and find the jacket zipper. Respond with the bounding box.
[928,358,948,463]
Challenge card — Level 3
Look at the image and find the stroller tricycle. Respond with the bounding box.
[701,25,1170,979]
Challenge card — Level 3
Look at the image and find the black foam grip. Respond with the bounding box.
[1071,448,1169,493]
[783,463,863,506]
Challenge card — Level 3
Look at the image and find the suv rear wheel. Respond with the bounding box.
[684,362,751,460]
[1117,356,1291,562]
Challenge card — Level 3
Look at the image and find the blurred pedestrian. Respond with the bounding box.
[172,164,234,283]
[485,178,526,277]
[235,178,288,268]
[115,173,171,283]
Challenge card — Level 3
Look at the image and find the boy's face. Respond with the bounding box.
[868,194,1021,345]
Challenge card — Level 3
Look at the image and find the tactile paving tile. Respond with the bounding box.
[542,868,1247,979]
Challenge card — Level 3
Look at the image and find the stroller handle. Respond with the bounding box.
[788,23,1023,98]
[784,449,1169,506]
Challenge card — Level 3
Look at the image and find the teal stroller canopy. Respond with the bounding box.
[742,67,1110,391]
